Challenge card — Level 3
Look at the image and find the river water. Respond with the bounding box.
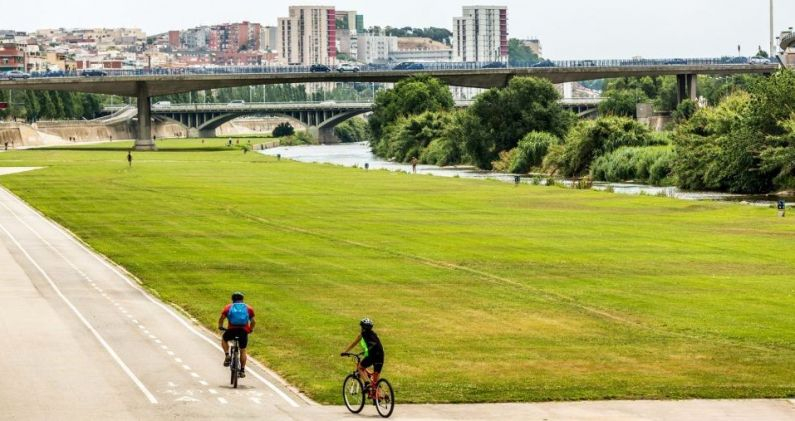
[259,142,790,205]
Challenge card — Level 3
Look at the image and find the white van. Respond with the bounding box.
[154,101,172,107]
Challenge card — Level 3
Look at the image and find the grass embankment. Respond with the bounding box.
[0,139,793,403]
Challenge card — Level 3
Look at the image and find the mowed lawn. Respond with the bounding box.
[0,140,793,403]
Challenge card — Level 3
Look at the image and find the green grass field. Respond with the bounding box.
[0,140,793,403]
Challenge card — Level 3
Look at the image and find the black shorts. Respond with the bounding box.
[360,354,384,374]
[222,328,249,349]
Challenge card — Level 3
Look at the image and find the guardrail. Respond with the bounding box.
[10,57,774,80]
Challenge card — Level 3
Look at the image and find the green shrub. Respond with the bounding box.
[375,111,451,163]
[508,131,560,174]
[556,116,654,177]
[272,122,295,138]
[280,131,313,146]
[590,146,675,186]
[334,117,371,143]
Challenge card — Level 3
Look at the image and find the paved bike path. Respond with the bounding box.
[0,184,313,419]
[1,177,793,420]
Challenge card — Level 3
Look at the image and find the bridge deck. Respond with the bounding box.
[0,65,779,96]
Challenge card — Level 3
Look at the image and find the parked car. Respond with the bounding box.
[749,56,771,65]
[81,69,108,77]
[664,58,687,65]
[576,60,597,67]
[531,60,556,68]
[310,64,331,73]
[392,62,424,70]
[482,61,507,69]
[2,70,31,80]
[337,63,360,73]
[43,70,66,77]
[228,100,245,106]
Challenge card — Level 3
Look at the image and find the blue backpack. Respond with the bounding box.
[227,303,250,326]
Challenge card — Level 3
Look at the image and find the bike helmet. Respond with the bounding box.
[359,318,374,330]
[231,291,245,301]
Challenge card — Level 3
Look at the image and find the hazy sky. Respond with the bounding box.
[5,0,793,59]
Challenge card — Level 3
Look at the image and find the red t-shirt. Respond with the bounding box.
[221,303,255,333]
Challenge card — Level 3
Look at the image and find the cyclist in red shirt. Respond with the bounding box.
[218,292,255,377]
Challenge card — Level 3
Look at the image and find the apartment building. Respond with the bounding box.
[277,6,337,65]
[0,43,25,71]
[357,34,398,64]
[453,6,508,62]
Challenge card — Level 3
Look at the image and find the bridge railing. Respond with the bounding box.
[23,56,769,80]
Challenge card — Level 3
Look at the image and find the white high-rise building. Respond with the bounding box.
[260,26,278,52]
[357,34,398,64]
[277,6,337,65]
[453,6,508,63]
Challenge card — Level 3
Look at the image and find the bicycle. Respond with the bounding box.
[219,327,242,388]
[340,352,395,418]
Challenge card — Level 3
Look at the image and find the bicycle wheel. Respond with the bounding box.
[342,374,365,413]
[374,378,395,418]
[231,349,239,388]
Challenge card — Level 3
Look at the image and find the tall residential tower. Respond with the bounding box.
[277,6,337,65]
[453,6,508,63]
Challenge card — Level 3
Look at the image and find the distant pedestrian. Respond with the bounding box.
[236,139,239,145]
[4,141,7,151]
[127,150,132,167]
[228,138,232,147]
[410,157,418,174]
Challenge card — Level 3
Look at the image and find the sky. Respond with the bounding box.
[5,0,793,59]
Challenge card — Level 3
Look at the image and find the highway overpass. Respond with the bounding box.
[0,60,778,149]
[102,98,602,141]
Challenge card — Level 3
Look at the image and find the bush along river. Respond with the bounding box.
[260,142,793,207]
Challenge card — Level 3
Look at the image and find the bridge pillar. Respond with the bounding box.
[135,82,156,151]
[312,126,339,144]
[676,74,698,105]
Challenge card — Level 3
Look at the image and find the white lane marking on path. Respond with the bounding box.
[1,189,302,408]
[208,389,218,395]
[0,218,158,405]
[199,380,208,386]
[190,372,200,378]
[250,397,262,405]
[217,397,228,405]
[182,365,191,371]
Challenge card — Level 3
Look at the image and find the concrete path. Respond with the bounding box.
[0,181,793,420]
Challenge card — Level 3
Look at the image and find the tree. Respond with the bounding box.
[599,88,648,117]
[672,99,698,123]
[272,122,295,138]
[374,111,451,162]
[459,76,574,169]
[508,39,540,66]
[334,117,370,143]
[368,75,454,150]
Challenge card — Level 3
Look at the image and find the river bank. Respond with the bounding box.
[259,142,792,206]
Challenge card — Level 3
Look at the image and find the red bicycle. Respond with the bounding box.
[341,352,394,418]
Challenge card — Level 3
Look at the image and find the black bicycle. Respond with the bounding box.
[341,352,395,418]
[220,327,242,388]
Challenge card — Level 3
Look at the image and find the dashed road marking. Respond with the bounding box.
[217,397,228,405]
[208,389,218,395]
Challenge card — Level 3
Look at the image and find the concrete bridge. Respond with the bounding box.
[0,61,778,149]
[101,98,603,142]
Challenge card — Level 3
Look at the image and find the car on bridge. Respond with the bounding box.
[531,60,556,68]
[81,69,108,77]
[228,100,245,106]
[1,70,31,80]
[310,64,332,73]
[482,61,507,69]
[749,56,771,65]
[721,56,749,64]
[392,62,424,70]
[664,58,687,65]
[337,63,360,73]
[577,60,597,67]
